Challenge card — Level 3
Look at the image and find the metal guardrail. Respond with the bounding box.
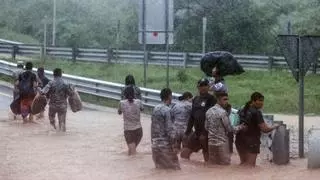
[0,59,184,109]
[0,39,23,45]
[1,43,319,72]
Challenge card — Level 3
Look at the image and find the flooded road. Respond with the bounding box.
[0,94,320,179]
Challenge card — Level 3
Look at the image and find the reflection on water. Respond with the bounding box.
[0,110,319,180]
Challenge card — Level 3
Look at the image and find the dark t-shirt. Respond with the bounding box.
[238,107,264,144]
[185,93,217,136]
[18,71,37,97]
[19,71,36,82]
[40,76,50,88]
[121,85,142,100]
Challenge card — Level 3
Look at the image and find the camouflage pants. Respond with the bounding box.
[208,143,231,165]
[175,128,189,150]
[48,106,67,131]
[152,147,180,170]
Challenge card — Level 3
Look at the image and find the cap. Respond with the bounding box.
[197,78,209,87]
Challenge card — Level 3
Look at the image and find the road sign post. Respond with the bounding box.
[298,36,304,158]
[202,17,207,55]
[139,0,174,88]
[142,0,147,87]
[278,35,320,158]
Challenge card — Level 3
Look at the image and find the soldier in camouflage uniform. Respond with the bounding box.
[41,68,73,132]
[171,92,193,150]
[205,92,246,165]
[151,88,180,170]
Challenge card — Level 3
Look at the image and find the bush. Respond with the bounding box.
[176,69,188,83]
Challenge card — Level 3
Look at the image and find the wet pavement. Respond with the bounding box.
[0,91,320,180]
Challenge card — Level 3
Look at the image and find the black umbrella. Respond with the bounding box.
[200,51,245,77]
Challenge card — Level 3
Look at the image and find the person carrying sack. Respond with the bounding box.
[40,68,73,132]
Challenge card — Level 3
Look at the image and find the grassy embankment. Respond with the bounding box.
[0,27,39,44]
[1,56,320,114]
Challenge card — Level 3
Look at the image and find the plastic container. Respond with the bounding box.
[272,124,290,165]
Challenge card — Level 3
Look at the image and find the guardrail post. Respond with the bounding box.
[183,53,188,68]
[40,44,46,63]
[146,51,151,67]
[95,83,100,102]
[312,60,318,74]
[107,48,114,64]
[144,91,148,104]
[72,46,79,62]
[268,56,274,71]
[11,45,19,62]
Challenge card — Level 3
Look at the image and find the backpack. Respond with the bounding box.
[237,107,251,125]
[19,72,35,96]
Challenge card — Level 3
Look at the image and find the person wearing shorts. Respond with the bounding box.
[235,92,279,166]
[181,78,216,162]
[118,86,144,156]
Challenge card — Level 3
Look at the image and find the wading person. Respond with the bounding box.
[181,78,216,162]
[171,91,193,151]
[151,88,180,170]
[17,62,37,123]
[209,66,234,153]
[205,92,245,165]
[13,62,24,98]
[118,86,144,156]
[36,67,50,119]
[121,74,141,100]
[37,67,50,89]
[235,92,279,166]
[12,62,24,119]
[41,68,73,132]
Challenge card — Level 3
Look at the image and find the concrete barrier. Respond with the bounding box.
[308,128,320,169]
[272,124,290,165]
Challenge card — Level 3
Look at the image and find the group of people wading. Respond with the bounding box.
[118,67,280,170]
[12,61,74,132]
[11,61,279,169]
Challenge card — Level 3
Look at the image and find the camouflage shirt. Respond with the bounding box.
[151,103,176,148]
[205,104,233,146]
[171,100,192,130]
[41,77,72,108]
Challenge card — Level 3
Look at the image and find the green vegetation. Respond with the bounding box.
[2,57,319,114]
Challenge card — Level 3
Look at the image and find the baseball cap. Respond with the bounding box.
[197,78,209,87]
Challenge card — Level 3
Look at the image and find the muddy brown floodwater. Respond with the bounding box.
[0,108,319,180]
